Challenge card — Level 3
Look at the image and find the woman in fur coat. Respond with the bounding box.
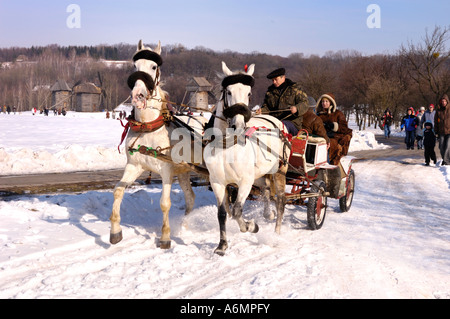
[316,93,353,165]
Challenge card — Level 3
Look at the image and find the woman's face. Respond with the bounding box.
[322,98,331,109]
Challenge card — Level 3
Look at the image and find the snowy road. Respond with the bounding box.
[0,156,449,299]
[0,113,449,299]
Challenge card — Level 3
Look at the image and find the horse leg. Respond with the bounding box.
[211,183,230,256]
[261,176,275,220]
[159,171,174,249]
[232,182,259,234]
[273,168,287,234]
[178,172,195,215]
[110,164,144,244]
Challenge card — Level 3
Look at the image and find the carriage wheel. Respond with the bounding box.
[339,169,355,213]
[307,180,327,230]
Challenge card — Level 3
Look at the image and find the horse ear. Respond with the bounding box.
[222,61,233,76]
[138,40,143,51]
[154,41,162,55]
[246,64,255,76]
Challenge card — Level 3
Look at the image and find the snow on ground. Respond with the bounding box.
[0,111,127,175]
[0,111,449,299]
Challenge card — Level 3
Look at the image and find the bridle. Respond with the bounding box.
[220,73,255,124]
[127,49,163,110]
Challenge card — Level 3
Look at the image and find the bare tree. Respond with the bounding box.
[399,25,450,104]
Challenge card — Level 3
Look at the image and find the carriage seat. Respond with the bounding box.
[307,135,327,144]
[288,134,329,173]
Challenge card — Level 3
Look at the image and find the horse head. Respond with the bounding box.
[218,61,255,131]
[128,40,165,122]
[134,39,162,81]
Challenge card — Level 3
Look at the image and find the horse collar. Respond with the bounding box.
[130,117,165,132]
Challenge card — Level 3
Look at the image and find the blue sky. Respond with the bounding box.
[0,0,449,56]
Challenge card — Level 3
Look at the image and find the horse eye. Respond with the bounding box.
[227,91,232,95]
[152,66,157,70]
[248,92,252,97]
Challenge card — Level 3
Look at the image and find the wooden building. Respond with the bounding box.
[184,77,214,110]
[73,82,102,112]
[50,80,72,111]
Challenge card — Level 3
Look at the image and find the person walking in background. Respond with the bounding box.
[416,106,425,149]
[401,107,419,150]
[381,109,393,138]
[434,94,450,165]
[421,104,436,128]
[423,121,437,166]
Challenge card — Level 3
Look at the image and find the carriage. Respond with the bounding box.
[111,40,355,255]
[284,129,355,230]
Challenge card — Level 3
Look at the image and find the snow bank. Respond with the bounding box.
[0,112,127,175]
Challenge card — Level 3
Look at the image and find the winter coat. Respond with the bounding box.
[382,113,393,127]
[416,113,424,136]
[400,114,418,132]
[301,109,330,143]
[316,94,353,165]
[423,125,436,149]
[434,94,450,136]
[260,79,310,131]
[316,94,353,138]
[420,109,436,127]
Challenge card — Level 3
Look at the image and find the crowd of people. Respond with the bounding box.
[381,95,449,166]
[2,105,16,114]
[105,110,127,120]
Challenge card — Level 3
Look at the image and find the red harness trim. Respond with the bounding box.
[245,126,293,142]
[128,116,165,132]
[117,116,166,153]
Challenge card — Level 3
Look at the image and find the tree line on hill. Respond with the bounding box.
[0,26,449,129]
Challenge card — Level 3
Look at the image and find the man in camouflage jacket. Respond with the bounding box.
[258,68,310,135]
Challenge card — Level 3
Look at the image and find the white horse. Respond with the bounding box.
[110,40,204,249]
[204,62,291,255]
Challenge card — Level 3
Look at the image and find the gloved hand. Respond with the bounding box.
[324,122,333,131]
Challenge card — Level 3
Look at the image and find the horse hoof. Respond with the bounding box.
[247,220,259,233]
[214,240,228,255]
[263,210,275,221]
[110,231,123,245]
[159,240,171,249]
[214,248,226,256]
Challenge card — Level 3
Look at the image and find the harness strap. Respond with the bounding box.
[128,116,165,132]
[242,125,292,167]
[117,116,167,153]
